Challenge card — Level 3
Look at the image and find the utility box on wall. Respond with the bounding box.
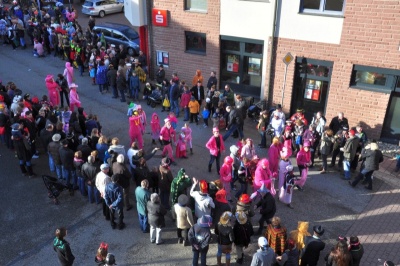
[124,0,147,26]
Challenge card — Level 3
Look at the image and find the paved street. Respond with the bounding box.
[0,12,399,266]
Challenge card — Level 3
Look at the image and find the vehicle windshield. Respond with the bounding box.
[121,28,139,40]
[83,1,94,6]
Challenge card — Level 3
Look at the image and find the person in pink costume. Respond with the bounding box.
[206,127,226,173]
[219,156,233,201]
[137,105,147,134]
[167,112,178,130]
[45,74,60,107]
[254,158,272,193]
[295,141,311,190]
[69,83,81,112]
[278,147,292,191]
[129,112,144,149]
[240,138,256,161]
[182,123,193,154]
[160,118,176,164]
[150,113,161,145]
[280,126,293,157]
[63,62,74,87]
[268,137,282,177]
[175,132,187,159]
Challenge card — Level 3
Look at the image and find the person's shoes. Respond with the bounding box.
[32,154,39,159]
[287,204,294,209]
[320,170,326,174]
[295,185,304,191]
[348,181,355,187]
[182,156,188,159]
[118,223,126,230]
[105,216,110,221]
[111,223,116,229]
[156,241,164,245]
[182,239,187,246]
[151,240,155,243]
[364,185,372,190]
[161,110,165,112]
[28,173,36,179]
[341,176,350,180]
[126,205,133,211]
[178,238,183,244]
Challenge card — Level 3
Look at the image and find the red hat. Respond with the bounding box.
[32,96,39,104]
[238,194,251,204]
[199,180,208,194]
[349,129,356,136]
[215,189,228,203]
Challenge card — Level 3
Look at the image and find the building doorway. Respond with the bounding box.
[290,58,333,123]
[381,91,400,143]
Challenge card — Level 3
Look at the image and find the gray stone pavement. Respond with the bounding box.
[345,156,400,265]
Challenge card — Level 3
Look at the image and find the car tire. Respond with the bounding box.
[99,10,105,18]
[127,47,135,56]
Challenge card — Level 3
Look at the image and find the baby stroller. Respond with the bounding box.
[42,175,74,205]
[147,87,163,108]
[247,99,267,121]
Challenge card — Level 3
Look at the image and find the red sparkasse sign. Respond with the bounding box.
[152,8,168,27]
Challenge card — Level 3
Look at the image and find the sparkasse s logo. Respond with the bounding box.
[152,8,168,27]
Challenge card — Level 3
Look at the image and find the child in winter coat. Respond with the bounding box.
[220,156,233,201]
[295,141,311,190]
[180,85,191,121]
[279,165,296,209]
[182,123,193,154]
[202,106,210,128]
[151,113,161,145]
[167,112,178,130]
[188,96,200,125]
[175,132,187,158]
[89,64,96,85]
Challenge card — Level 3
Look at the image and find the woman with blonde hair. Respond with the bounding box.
[96,135,108,162]
[289,221,311,252]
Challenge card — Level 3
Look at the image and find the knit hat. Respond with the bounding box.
[52,134,61,142]
[178,194,188,206]
[349,129,356,136]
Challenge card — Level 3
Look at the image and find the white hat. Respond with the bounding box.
[69,83,78,88]
[206,98,210,103]
[52,134,61,142]
[164,118,170,123]
[126,63,132,67]
[258,237,268,247]
[100,164,110,171]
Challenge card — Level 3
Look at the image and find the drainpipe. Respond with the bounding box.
[146,0,154,80]
[266,0,279,109]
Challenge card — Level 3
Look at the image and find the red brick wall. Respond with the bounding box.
[151,0,220,86]
[266,0,400,140]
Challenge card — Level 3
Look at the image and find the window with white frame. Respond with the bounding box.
[185,0,207,12]
[300,0,345,15]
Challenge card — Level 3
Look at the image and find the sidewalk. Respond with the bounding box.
[346,156,400,265]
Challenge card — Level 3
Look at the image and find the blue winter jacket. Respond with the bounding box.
[129,75,140,91]
[104,182,123,209]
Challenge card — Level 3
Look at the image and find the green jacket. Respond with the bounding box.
[135,186,151,215]
[170,169,192,205]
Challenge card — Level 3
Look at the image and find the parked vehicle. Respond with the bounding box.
[93,23,140,56]
[82,0,124,18]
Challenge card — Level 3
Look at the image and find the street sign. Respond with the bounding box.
[283,52,293,66]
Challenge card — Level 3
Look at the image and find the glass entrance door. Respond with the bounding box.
[381,92,400,143]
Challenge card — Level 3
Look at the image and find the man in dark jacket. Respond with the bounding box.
[341,129,359,180]
[59,139,77,188]
[81,155,100,204]
[107,64,118,98]
[191,80,205,107]
[112,154,133,211]
[350,142,383,190]
[189,215,213,266]
[105,175,125,230]
[329,112,349,135]
[76,137,92,162]
[48,133,63,179]
[24,111,39,158]
[156,65,165,84]
[39,124,54,153]
[255,185,276,235]
[206,71,217,91]
[223,106,244,141]
[300,225,325,266]
[170,78,180,117]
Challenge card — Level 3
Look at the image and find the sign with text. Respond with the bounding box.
[152,8,168,27]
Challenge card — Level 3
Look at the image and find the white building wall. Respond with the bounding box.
[277,0,344,44]
[220,0,276,98]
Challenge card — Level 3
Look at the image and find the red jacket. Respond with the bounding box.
[160,126,176,142]
[206,135,225,156]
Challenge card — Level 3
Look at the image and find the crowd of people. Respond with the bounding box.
[0,1,393,266]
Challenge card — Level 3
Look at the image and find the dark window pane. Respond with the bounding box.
[307,64,330,77]
[245,43,263,54]
[325,0,344,11]
[221,40,240,51]
[303,0,320,10]
[185,32,206,54]
[221,54,240,83]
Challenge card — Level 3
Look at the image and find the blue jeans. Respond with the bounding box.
[49,154,62,178]
[343,160,351,179]
[259,131,266,147]
[87,185,101,204]
[184,107,189,121]
[98,84,105,93]
[131,88,139,100]
[223,124,244,141]
[111,85,118,97]
[78,65,83,76]
[138,212,148,232]
[62,167,77,187]
[20,37,26,47]
[170,99,179,117]
[193,246,209,266]
[78,176,87,196]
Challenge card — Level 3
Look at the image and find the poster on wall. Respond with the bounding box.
[304,79,321,101]
[248,57,261,75]
[156,50,169,67]
[227,55,239,73]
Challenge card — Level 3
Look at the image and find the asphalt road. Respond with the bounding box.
[0,12,382,266]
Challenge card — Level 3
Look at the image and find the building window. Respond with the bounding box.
[300,0,345,15]
[350,65,400,92]
[185,31,206,55]
[185,0,207,12]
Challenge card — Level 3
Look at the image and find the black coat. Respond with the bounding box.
[53,238,75,266]
[300,236,325,266]
[329,116,349,135]
[233,220,254,247]
[112,162,130,188]
[59,146,74,169]
[361,148,383,172]
[77,144,92,162]
[81,161,99,186]
[190,85,205,101]
[48,141,62,165]
[256,193,276,220]
[215,223,234,245]
[147,201,167,228]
